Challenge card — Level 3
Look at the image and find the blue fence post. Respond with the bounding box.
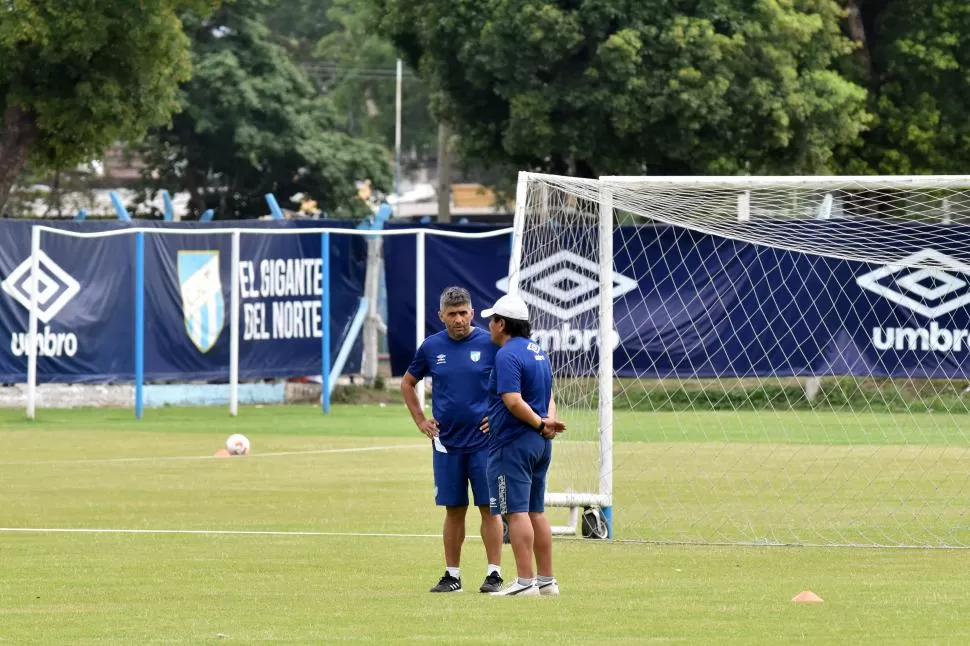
[110,191,131,221]
[370,204,391,354]
[376,203,392,224]
[134,232,145,419]
[161,190,174,221]
[330,298,369,388]
[321,232,331,413]
[265,194,285,220]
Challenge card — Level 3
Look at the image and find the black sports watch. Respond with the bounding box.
[536,420,546,433]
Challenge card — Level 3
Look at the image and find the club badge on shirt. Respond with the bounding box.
[436,354,447,365]
[470,351,481,362]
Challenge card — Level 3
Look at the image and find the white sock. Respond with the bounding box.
[446,567,460,579]
[537,574,555,583]
[487,564,501,577]
[517,577,535,587]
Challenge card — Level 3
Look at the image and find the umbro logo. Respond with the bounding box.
[494,250,637,320]
[856,249,970,319]
[1,251,81,323]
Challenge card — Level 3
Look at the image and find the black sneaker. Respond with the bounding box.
[429,571,462,593]
[479,571,503,593]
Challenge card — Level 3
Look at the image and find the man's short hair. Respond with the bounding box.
[439,286,472,311]
[492,314,532,339]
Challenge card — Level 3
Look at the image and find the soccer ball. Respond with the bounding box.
[225,434,251,456]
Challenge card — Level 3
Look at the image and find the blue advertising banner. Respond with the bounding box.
[0,220,366,383]
[384,222,970,380]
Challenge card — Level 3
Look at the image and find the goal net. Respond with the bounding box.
[512,172,970,547]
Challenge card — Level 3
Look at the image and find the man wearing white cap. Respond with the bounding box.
[481,293,566,597]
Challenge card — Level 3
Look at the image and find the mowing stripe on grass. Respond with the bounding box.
[0,443,428,466]
[0,527,439,538]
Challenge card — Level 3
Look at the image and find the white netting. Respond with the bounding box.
[511,178,607,516]
[518,173,970,547]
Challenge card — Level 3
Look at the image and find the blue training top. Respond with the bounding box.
[406,327,496,453]
[487,336,553,450]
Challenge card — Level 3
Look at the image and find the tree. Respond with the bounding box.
[139,0,391,219]
[372,0,869,177]
[0,0,215,213]
[314,0,437,169]
[840,0,970,175]
[262,0,334,64]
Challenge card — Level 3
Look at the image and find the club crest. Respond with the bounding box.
[470,351,481,362]
[177,250,225,353]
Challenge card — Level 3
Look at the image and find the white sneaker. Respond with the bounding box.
[490,580,540,597]
[538,578,559,596]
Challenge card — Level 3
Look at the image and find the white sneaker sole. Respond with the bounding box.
[490,585,539,597]
[539,584,559,596]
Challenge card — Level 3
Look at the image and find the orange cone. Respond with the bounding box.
[792,590,824,604]
[214,449,231,457]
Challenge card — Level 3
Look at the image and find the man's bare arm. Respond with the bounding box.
[401,373,438,438]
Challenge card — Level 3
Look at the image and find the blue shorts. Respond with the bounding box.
[433,447,490,507]
[487,432,552,515]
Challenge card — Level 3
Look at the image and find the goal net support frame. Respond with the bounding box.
[509,173,615,538]
[511,171,970,546]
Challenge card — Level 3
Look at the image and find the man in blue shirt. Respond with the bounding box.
[481,293,566,597]
[401,286,505,593]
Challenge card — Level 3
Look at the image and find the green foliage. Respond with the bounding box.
[372,0,869,177]
[262,0,334,61]
[261,0,439,171]
[846,1,970,175]
[139,0,391,219]
[314,0,437,166]
[0,0,215,170]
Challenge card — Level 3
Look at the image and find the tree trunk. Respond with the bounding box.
[437,121,451,223]
[43,169,62,218]
[844,0,873,77]
[0,104,39,216]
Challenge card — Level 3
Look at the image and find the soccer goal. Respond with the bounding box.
[511,171,970,547]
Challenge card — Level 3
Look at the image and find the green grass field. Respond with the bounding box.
[2,404,970,643]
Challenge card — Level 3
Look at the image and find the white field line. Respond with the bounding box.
[0,527,439,539]
[0,443,427,466]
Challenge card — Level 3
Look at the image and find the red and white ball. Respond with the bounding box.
[225,434,251,456]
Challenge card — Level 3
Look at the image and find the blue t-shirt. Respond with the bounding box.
[487,336,553,450]
[406,327,496,453]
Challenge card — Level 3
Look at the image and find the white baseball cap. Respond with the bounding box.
[481,293,530,321]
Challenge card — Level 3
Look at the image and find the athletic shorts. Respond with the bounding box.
[487,431,552,515]
[432,447,490,507]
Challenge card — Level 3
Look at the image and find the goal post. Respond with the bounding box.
[512,171,970,547]
[509,172,616,538]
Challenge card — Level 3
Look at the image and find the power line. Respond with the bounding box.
[301,61,419,79]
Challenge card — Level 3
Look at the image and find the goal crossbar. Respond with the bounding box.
[600,175,970,190]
